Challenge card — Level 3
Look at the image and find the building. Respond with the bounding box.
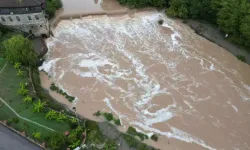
[0,0,49,37]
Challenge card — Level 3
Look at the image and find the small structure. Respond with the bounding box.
[0,0,49,37]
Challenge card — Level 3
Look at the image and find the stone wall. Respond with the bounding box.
[0,12,49,37]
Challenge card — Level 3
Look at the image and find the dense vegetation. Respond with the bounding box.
[94,111,121,126]
[117,0,250,49]
[3,35,37,66]
[50,83,75,102]
[46,0,62,19]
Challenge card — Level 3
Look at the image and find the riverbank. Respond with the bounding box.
[186,19,250,64]
[39,72,158,150]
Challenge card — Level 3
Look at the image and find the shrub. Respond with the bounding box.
[67,131,78,144]
[103,112,114,121]
[114,119,121,126]
[50,83,75,102]
[32,132,41,139]
[94,110,101,116]
[6,117,19,126]
[50,83,57,91]
[158,19,164,25]
[127,126,148,141]
[13,62,21,69]
[236,55,247,62]
[69,122,78,129]
[122,133,155,150]
[150,134,158,141]
[12,117,19,124]
[46,133,66,150]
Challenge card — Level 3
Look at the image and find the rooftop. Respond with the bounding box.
[0,0,45,8]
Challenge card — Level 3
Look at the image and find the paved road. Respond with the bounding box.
[0,125,42,150]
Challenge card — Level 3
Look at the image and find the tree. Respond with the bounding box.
[47,133,66,150]
[46,0,62,18]
[32,132,41,139]
[239,11,250,47]
[45,110,57,120]
[217,0,250,46]
[23,95,32,103]
[166,0,189,18]
[3,35,37,66]
[13,62,21,69]
[33,100,46,113]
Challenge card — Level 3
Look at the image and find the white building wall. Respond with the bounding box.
[0,12,49,37]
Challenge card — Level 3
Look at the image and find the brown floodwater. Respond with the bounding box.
[61,0,126,15]
[40,1,250,150]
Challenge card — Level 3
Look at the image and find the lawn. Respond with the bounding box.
[0,59,70,139]
[0,57,5,69]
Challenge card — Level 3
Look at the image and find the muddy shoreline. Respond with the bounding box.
[186,19,250,64]
[38,72,158,150]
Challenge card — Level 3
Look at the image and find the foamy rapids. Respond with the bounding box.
[39,11,250,150]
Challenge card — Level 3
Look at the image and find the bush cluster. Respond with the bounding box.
[94,111,121,126]
[127,126,148,141]
[50,83,75,102]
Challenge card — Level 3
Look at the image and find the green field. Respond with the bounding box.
[0,59,70,140]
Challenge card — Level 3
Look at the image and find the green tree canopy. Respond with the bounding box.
[217,0,250,45]
[3,35,37,66]
[240,15,250,46]
[166,0,189,18]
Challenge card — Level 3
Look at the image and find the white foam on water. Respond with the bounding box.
[231,105,238,113]
[141,103,176,126]
[42,10,250,150]
[59,70,65,79]
[78,58,116,68]
[103,98,128,124]
[132,121,216,150]
[243,83,250,92]
[39,58,61,73]
[162,22,182,47]
[209,63,215,71]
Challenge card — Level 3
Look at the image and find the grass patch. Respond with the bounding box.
[0,61,71,142]
[127,126,148,141]
[236,55,247,62]
[50,83,75,102]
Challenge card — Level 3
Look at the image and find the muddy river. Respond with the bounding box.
[39,0,250,149]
